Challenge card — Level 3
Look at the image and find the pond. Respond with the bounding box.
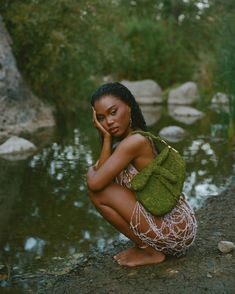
[0,103,234,288]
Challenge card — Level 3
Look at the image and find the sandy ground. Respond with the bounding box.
[3,178,235,294]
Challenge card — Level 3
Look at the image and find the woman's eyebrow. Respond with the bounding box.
[106,104,117,111]
[96,104,117,115]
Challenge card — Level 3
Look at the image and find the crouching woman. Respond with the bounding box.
[86,82,197,267]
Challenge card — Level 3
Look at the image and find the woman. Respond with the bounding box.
[86,82,197,267]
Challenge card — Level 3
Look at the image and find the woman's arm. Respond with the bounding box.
[87,134,145,191]
[92,107,112,169]
[95,136,112,169]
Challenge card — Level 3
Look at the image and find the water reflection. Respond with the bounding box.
[0,106,234,285]
[182,138,229,209]
[140,105,162,126]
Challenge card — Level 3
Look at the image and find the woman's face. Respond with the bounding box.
[94,95,131,138]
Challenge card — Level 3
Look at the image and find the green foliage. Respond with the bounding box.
[214,13,235,138]
[0,0,234,113]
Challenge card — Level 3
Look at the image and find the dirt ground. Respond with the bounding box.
[3,178,235,294]
[39,179,235,294]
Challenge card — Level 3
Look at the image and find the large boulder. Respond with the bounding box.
[0,15,55,142]
[168,82,199,105]
[0,136,37,160]
[159,126,188,142]
[173,106,204,117]
[0,136,36,154]
[168,105,205,125]
[120,79,163,104]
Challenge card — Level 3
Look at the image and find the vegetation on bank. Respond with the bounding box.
[214,15,235,138]
[0,0,235,134]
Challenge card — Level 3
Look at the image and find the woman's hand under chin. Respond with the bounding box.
[92,107,111,139]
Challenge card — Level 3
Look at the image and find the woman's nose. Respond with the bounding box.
[106,116,114,125]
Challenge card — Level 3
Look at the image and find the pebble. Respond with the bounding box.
[52,256,64,260]
[72,253,84,259]
[169,270,179,275]
[218,240,235,253]
[127,271,138,277]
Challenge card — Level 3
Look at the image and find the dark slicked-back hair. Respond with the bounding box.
[91,82,147,131]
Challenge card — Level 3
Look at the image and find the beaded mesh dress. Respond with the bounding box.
[116,164,197,256]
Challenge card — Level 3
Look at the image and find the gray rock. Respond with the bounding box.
[218,240,235,254]
[159,126,187,142]
[0,15,55,142]
[172,106,204,117]
[0,136,36,155]
[168,82,199,105]
[120,79,163,104]
[211,92,229,104]
[168,105,204,125]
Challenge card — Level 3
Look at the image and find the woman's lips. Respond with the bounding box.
[109,127,119,135]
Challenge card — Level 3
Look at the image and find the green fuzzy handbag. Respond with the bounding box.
[130,130,186,216]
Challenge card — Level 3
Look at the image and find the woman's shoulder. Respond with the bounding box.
[117,132,149,151]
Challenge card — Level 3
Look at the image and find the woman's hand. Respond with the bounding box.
[92,107,111,138]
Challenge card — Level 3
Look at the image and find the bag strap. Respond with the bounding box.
[130,130,169,166]
[130,130,161,142]
[130,130,167,149]
[130,130,178,154]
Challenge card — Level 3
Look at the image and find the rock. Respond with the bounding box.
[210,92,230,113]
[218,240,235,253]
[168,105,204,125]
[52,257,64,261]
[168,82,199,105]
[173,106,204,117]
[102,75,113,83]
[0,136,37,155]
[0,15,55,141]
[140,105,162,126]
[159,126,187,142]
[211,92,229,104]
[120,79,163,104]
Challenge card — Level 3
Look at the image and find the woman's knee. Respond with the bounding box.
[88,183,128,206]
[88,189,101,207]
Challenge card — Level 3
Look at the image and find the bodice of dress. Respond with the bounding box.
[115,164,138,189]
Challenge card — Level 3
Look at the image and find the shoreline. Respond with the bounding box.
[42,177,235,293]
[7,177,235,293]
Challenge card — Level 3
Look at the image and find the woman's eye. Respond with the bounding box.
[110,109,117,115]
[97,116,104,122]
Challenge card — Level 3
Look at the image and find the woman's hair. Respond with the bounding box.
[91,82,148,131]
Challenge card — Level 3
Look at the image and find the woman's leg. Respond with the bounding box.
[88,183,165,266]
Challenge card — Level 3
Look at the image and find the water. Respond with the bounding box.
[0,104,234,283]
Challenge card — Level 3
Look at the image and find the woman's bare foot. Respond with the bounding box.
[113,245,139,261]
[114,246,165,267]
